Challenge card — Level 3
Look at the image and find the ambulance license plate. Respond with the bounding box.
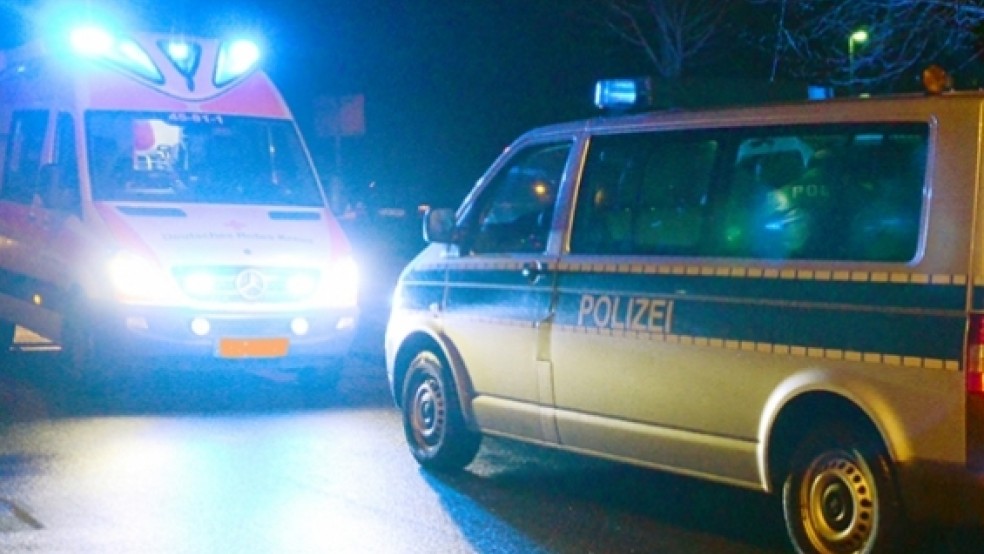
[217,337,289,358]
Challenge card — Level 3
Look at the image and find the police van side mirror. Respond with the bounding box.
[423,208,458,244]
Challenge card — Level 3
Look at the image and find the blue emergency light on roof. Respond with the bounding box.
[68,26,113,56]
[594,78,653,111]
[160,39,202,83]
[214,39,260,87]
[68,25,163,83]
[64,25,261,90]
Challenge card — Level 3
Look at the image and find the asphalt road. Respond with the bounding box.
[0,315,982,553]
[0,321,792,554]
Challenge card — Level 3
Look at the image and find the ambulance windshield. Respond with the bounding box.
[86,112,324,207]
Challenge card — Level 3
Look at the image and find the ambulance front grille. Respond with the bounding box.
[172,266,319,303]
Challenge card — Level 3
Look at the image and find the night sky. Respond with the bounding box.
[0,1,648,206]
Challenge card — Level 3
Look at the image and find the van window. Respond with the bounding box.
[464,141,571,254]
[1,110,48,204]
[571,133,717,255]
[571,123,928,262]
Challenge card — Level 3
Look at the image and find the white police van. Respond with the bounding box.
[386,70,984,552]
[0,25,358,384]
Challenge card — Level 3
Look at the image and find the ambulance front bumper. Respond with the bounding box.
[92,304,358,371]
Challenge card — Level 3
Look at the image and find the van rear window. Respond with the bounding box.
[571,123,928,263]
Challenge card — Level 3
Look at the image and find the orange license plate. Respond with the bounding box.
[217,337,290,359]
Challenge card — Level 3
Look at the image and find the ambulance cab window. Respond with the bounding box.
[86,112,323,207]
[465,141,571,254]
[2,110,48,204]
[44,113,81,211]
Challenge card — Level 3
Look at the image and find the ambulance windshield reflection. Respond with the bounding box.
[86,112,323,207]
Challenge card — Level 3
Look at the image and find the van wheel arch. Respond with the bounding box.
[768,392,908,552]
[393,332,471,411]
[767,392,889,491]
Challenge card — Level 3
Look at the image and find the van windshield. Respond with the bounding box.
[86,112,324,207]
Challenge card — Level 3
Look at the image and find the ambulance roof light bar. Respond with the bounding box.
[65,25,261,88]
[594,77,654,111]
[68,24,163,83]
[214,38,261,87]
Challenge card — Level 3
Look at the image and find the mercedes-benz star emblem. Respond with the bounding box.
[235,269,266,301]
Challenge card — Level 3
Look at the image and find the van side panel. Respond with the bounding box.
[549,103,981,488]
[549,262,966,486]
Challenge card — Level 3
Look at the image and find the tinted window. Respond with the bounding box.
[463,142,571,254]
[571,124,928,262]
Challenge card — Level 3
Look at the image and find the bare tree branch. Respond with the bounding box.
[750,0,984,89]
[596,0,740,79]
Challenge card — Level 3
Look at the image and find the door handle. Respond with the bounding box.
[521,261,546,284]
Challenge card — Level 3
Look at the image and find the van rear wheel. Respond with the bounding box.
[401,350,480,470]
[782,425,903,554]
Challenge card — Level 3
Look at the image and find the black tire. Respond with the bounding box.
[782,425,904,554]
[400,350,481,470]
[58,300,107,384]
[0,321,14,364]
[298,360,343,396]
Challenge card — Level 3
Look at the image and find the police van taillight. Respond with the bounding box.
[966,314,984,394]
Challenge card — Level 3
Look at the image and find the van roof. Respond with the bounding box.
[516,91,984,141]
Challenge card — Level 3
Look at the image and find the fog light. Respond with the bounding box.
[190,317,211,336]
[336,316,356,330]
[290,317,310,336]
[125,316,149,331]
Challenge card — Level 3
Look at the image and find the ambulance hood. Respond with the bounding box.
[95,203,344,268]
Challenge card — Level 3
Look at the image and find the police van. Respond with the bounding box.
[0,25,358,384]
[385,71,984,552]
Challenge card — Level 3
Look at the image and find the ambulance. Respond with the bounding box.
[0,25,358,384]
[386,70,984,552]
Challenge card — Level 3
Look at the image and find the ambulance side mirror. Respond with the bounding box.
[423,208,458,244]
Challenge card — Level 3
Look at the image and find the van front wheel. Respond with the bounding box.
[401,351,480,470]
[782,426,903,554]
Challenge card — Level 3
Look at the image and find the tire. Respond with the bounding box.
[0,321,14,363]
[400,350,481,470]
[298,360,343,396]
[782,425,904,554]
[58,300,107,384]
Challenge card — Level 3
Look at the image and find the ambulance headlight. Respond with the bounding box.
[181,272,217,296]
[318,257,359,308]
[107,251,171,301]
[285,273,318,298]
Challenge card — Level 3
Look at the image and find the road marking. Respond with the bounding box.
[0,498,43,532]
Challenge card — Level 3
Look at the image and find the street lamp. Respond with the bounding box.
[848,29,869,94]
